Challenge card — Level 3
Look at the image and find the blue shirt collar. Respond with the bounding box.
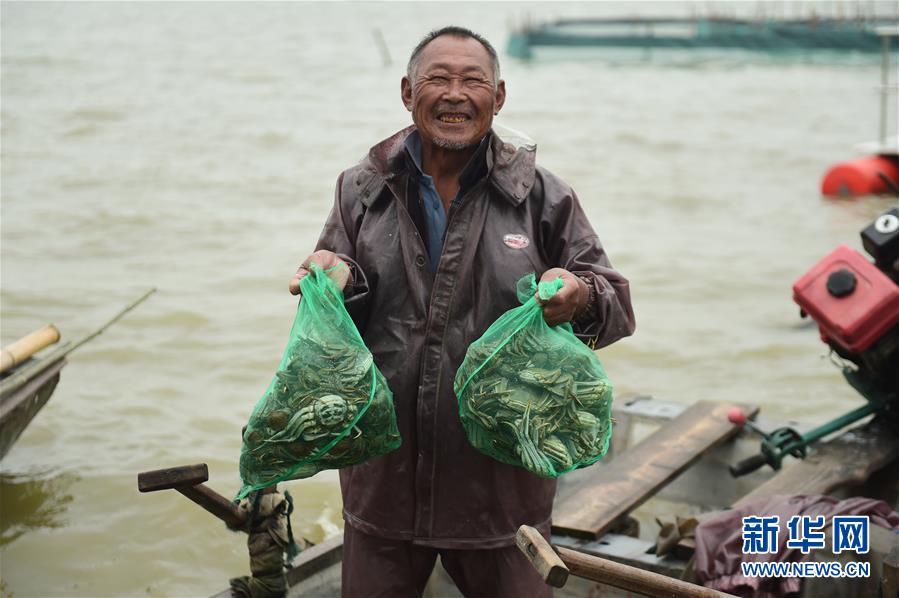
[403,130,490,188]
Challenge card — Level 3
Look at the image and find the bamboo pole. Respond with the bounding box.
[0,325,61,374]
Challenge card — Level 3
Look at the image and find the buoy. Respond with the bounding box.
[821,155,899,197]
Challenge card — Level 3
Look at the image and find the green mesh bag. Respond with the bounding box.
[237,264,401,499]
[454,274,613,478]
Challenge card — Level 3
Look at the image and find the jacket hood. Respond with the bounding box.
[360,125,537,207]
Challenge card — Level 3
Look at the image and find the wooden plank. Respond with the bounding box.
[735,417,899,507]
[553,401,756,539]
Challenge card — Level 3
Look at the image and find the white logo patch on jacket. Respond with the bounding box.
[503,234,530,249]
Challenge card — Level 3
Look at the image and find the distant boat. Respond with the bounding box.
[508,16,899,59]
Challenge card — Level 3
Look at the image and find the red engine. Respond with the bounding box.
[792,207,899,402]
[793,244,899,353]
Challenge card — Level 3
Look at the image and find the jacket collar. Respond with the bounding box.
[359,125,536,208]
[403,130,489,195]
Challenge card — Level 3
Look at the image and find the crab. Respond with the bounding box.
[266,394,360,443]
[570,379,610,407]
[518,368,574,397]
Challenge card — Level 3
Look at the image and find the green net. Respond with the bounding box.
[454,274,614,478]
[237,264,401,499]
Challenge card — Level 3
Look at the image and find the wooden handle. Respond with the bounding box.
[176,484,246,529]
[515,525,569,587]
[138,463,209,492]
[136,462,278,531]
[0,325,61,374]
[556,545,735,598]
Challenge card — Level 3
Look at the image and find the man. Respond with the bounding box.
[289,26,635,597]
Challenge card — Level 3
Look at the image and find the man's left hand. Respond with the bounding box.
[537,268,589,326]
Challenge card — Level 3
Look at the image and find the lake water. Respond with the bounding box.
[1,1,897,595]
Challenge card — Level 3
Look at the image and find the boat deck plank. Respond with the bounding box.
[735,418,899,507]
[552,400,757,540]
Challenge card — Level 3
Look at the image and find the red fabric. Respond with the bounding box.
[694,494,899,597]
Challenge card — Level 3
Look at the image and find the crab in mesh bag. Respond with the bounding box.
[237,264,400,499]
[454,273,613,478]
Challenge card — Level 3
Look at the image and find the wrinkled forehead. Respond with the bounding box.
[415,35,494,78]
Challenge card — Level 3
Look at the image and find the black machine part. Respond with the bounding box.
[861,206,899,279]
[830,323,899,410]
[851,206,899,399]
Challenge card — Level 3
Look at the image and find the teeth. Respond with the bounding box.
[440,115,467,123]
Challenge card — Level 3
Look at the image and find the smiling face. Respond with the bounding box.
[401,35,506,151]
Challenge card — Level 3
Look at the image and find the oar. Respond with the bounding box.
[0,288,156,397]
[516,525,736,597]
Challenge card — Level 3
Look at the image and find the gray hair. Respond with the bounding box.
[406,26,501,88]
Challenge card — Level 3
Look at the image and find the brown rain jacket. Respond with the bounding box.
[315,125,636,549]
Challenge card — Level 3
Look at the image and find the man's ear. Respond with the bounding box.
[494,80,507,115]
[401,76,413,111]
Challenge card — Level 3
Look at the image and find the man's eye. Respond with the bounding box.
[430,76,449,83]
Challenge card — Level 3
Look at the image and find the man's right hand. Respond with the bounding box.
[289,250,351,296]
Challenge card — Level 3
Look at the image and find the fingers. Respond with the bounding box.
[542,305,570,326]
[534,282,575,306]
[536,272,580,325]
[288,266,308,296]
[289,250,350,295]
[541,293,578,325]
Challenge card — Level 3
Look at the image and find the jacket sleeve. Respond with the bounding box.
[539,177,635,349]
[314,171,372,332]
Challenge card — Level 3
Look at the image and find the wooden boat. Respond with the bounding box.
[507,16,899,60]
[0,326,67,460]
[209,395,899,597]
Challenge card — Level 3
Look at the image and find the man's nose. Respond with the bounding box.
[442,78,466,100]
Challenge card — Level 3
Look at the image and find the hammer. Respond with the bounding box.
[138,463,247,529]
